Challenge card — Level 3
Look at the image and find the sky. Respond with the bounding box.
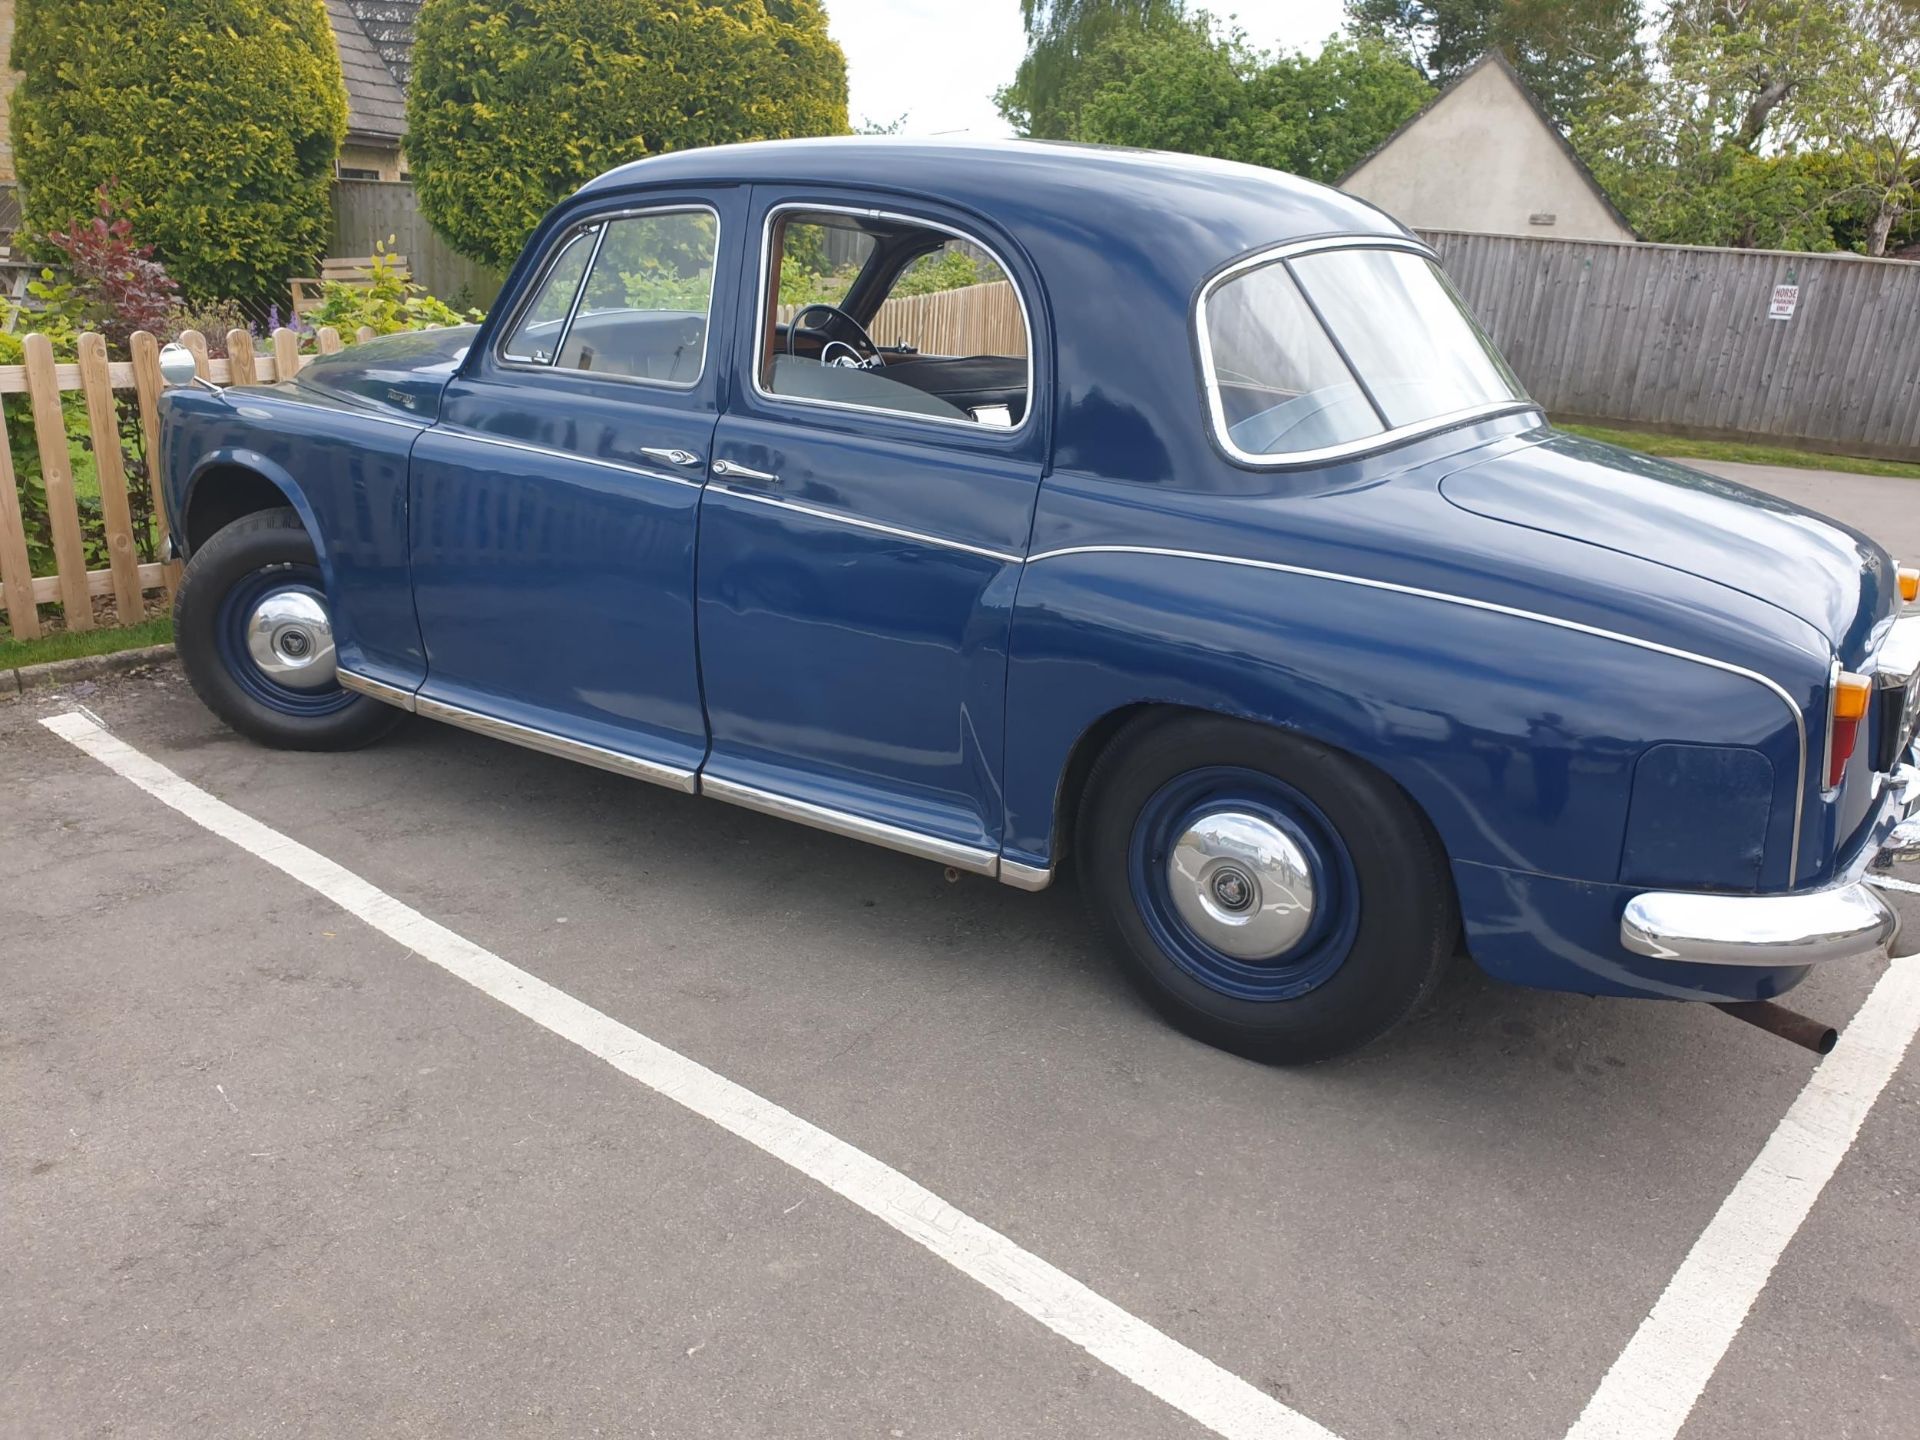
[827,1,1351,139]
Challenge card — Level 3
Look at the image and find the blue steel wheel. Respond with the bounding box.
[175,507,403,752]
[1080,713,1456,1064]
[1126,767,1361,1002]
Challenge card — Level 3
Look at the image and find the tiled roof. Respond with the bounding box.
[326,0,407,143]
[346,0,422,92]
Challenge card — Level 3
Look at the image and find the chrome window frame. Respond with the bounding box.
[1195,234,1539,469]
[493,202,723,392]
[751,201,1037,436]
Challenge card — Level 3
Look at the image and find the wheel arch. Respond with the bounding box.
[182,452,327,576]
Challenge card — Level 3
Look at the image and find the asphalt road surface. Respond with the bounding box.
[4,461,1917,1440]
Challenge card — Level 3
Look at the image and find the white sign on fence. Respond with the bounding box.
[1769,283,1800,320]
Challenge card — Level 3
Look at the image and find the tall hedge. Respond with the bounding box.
[408,0,849,271]
[11,0,348,304]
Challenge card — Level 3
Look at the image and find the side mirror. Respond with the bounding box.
[158,342,200,388]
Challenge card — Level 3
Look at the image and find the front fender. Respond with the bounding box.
[1001,550,1808,892]
[159,387,427,686]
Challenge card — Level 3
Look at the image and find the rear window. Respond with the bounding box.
[1200,244,1528,462]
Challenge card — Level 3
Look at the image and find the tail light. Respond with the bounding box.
[1826,669,1874,789]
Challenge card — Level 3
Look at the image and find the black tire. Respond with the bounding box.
[174,507,403,751]
[1078,712,1456,1064]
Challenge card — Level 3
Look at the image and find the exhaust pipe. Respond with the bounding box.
[1713,1000,1838,1055]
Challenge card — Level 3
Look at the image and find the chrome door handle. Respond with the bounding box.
[640,446,703,467]
[713,459,780,485]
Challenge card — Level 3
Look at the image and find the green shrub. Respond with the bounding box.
[307,241,484,335]
[408,0,850,271]
[11,0,348,305]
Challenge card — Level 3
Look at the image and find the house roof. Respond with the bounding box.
[1339,50,1639,240]
[346,1,422,92]
[327,0,408,143]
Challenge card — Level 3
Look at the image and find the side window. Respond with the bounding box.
[500,208,719,385]
[759,208,1031,429]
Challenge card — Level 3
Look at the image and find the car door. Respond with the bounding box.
[409,188,743,782]
[694,192,1047,868]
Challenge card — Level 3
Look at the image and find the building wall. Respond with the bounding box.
[1343,61,1633,244]
[339,140,405,183]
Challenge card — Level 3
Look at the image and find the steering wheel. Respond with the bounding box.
[786,302,881,365]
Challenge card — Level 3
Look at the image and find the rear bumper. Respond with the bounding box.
[1622,759,1917,968]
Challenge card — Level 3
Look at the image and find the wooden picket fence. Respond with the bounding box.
[0,324,370,644]
[779,279,1028,359]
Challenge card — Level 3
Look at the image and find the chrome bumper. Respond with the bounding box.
[1622,759,1917,968]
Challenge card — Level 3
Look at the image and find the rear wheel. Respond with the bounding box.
[174,507,402,751]
[1079,713,1455,1063]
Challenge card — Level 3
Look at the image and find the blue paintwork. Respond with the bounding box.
[156,138,1908,1010]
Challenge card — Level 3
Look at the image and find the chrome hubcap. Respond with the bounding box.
[1166,810,1316,961]
[244,588,336,690]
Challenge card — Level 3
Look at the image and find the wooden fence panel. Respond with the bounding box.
[23,333,93,631]
[0,400,40,639]
[76,334,144,619]
[1420,230,1920,460]
[0,326,338,642]
[331,180,505,309]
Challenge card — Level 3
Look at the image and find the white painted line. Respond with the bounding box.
[41,711,1339,1440]
[1868,873,1920,896]
[1564,952,1920,1440]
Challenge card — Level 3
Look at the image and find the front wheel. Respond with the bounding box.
[174,507,402,751]
[1079,714,1457,1064]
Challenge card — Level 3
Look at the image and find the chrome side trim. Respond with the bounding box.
[338,669,418,711]
[252,395,430,432]
[998,858,1055,892]
[436,428,700,489]
[702,775,999,875]
[414,695,699,793]
[1621,883,1897,967]
[751,201,1037,437]
[1023,544,1809,881]
[709,483,1025,564]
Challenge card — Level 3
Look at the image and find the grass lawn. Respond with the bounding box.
[1559,423,1920,481]
[1,615,173,673]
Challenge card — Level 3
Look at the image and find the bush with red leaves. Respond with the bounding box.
[41,187,181,356]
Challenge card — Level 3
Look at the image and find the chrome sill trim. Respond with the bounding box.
[436,428,700,489]
[998,858,1055,892]
[1022,543,1808,882]
[1621,883,1897,967]
[702,775,999,875]
[413,695,699,793]
[709,484,1025,564]
[338,669,418,712]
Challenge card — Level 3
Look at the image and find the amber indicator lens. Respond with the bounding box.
[1898,564,1918,603]
[1827,671,1874,787]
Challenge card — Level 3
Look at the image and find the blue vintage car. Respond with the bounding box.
[156,138,1920,1062]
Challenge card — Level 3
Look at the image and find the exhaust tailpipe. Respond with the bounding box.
[1712,1000,1838,1055]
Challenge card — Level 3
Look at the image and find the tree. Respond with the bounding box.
[996,0,1187,138]
[10,0,348,304]
[407,0,849,271]
[1574,0,1919,253]
[1045,18,1429,185]
[1345,0,1645,125]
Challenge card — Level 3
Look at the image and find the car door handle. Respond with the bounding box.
[712,459,780,486]
[640,446,703,468]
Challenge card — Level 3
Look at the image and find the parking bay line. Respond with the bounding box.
[40,710,1340,1440]
[1564,950,1920,1440]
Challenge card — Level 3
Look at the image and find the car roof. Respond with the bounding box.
[577,136,1407,253]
